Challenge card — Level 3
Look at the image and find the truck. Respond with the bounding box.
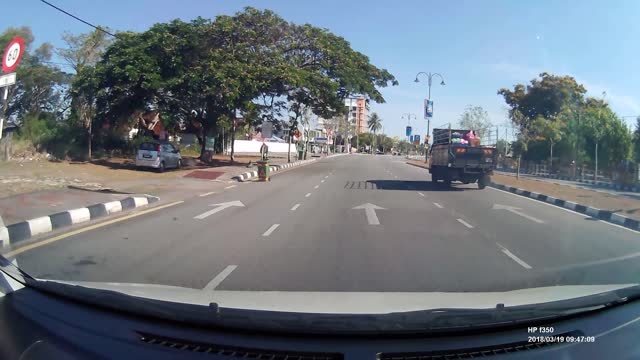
[428,128,497,189]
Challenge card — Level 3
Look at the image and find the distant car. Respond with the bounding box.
[135,141,182,172]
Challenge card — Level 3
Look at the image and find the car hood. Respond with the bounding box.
[50,280,635,314]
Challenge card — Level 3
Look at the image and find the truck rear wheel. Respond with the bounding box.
[478,175,490,189]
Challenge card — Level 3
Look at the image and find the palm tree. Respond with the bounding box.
[368,113,382,153]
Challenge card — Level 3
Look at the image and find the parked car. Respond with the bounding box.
[135,141,182,172]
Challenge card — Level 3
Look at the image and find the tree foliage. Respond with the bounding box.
[457,105,492,138]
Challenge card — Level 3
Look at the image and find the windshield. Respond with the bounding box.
[1,0,640,332]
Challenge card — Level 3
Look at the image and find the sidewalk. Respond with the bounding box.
[406,160,640,221]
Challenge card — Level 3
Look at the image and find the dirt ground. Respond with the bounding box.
[406,160,640,221]
[0,155,265,198]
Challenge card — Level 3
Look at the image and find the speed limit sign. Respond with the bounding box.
[2,36,25,73]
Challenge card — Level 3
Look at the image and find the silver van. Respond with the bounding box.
[135,142,182,172]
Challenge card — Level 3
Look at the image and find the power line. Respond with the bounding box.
[38,0,118,38]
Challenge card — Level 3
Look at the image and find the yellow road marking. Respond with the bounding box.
[3,201,184,257]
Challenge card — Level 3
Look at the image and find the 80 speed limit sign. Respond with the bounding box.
[3,36,25,73]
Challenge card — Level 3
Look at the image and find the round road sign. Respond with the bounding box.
[3,36,25,73]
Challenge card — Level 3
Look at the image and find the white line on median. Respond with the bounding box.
[305,193,312,197]
[496,243,532,269]
[199,191,216,197]
[262,224,280,236]
[203,265,237,290]
[290,204,300,211]
[433,202,443,208]
[224,185,236,190]
[488,187,640,234]
[314,185,319,189]
[457,218,474,228]
[418,192,425,197]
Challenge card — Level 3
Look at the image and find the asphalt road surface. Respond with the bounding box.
[11,154,640,292]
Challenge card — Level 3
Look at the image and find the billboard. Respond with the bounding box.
[405,126,412,137]
[413,134,421,145]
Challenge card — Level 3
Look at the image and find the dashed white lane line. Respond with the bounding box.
[199,191,216,197]
[394,175,398,178]
[203,265,237,290]
[457,218,474,229]
[496,243,532,269]
[324,175,329,179]
[418,192,425,197]
[262,224,280,237]
[224,185,236,190]
[314,185,319,189]
[321,179,325,183]
[433,202,443,208]
[290,203,301,211]
[305,193,312,197]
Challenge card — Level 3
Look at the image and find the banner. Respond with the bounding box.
[424,99,434,118]
[409,135,414,143]
[405,126,412,137]
[413,134,420,145]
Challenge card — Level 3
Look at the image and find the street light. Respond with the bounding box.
[415,71,446,161]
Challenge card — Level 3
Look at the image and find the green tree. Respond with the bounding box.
[58,29,113,160]
[531,115,565,170]
[634,117,640,162]
[458,105,492,139]
[368,112,382,153]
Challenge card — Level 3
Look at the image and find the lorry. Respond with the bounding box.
[428,128,497,189]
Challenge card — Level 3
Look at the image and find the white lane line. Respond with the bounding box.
[203,265,237,290]
[224,185,236,190]
[433,202,443,208]
[314,185,319,189]
[488,187,640,234]
[544,250,640,273]
[496,243,532,269]
[199,191,216,197]
[457,218,474,229]
[321,179,325,183]
[305,192,312,197]
[262,224,280,237]
[290,203,301,211]
[418,192,425,197]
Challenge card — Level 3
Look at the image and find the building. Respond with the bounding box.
[345,97,368,134]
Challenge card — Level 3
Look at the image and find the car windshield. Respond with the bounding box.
[139,142,157,151]
[1,0,640,332]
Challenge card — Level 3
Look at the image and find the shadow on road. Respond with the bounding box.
[365,180,470,192]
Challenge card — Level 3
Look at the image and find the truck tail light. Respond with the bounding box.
[483,149,493,155]
[455,148,466,153]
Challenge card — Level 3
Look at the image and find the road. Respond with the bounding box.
[9,154,640,292]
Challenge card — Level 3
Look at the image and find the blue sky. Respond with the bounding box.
[6,0,640,138]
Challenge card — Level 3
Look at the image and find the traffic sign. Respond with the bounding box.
[0,72,16,88]
[2,36,25,73]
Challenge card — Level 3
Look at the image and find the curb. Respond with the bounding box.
[234,158,319,182]
[0,195,159,247]
[489,182,640,231]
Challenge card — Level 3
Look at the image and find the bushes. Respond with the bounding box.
[18,112,88,161]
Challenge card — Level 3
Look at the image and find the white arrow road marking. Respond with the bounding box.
[496,243,532,269]
[457,218,474,228]
[262,224,280,236]
[204,265,237,290]
[352,203,385,225]
[492,204,545,223]
[194,200,245,219]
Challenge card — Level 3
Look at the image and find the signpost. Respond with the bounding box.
[1,37,25,140]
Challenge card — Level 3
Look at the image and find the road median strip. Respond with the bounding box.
[0,195,160,247]
[233,157,320,182]
[489,182,640,231]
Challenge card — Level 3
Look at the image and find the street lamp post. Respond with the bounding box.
[415,72,446,162]
[402,113,417,156]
